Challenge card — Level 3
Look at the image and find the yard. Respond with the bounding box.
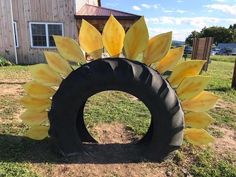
[0,56,236,177]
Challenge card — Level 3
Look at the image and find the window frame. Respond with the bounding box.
[29,22,64,49]
[13,21,19,48]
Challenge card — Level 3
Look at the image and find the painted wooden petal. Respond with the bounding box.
[124,17,149,60]
[102,15,125,57]
[156,46,184,74]
[25,125,49,140]
[168,60,206,88]
[44,51,72,77]
[20,110,48,126]
[79,19,103,59]
[181,91,220,112]
[30,64,62,86]
[20,96,51,112]
[53,35,85,63]
[184,128,214,145]
[23,81,56,99]
[144,32,172,65]
[88,48,103,60]
[185,112,214,129]
[176,76,210,100]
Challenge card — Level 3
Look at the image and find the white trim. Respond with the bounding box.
[29,22,64,48]
[13,22,19,48]
[10,0,18,64]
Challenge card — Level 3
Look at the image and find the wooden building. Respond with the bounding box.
[0,0,140,64]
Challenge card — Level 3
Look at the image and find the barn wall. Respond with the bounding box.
[12,0,77,64]
[0,0,16,63]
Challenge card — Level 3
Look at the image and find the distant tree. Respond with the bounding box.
[229,24,236,42]
[200,26,232,44]
[185,31,201,46]
[185,24,236,46]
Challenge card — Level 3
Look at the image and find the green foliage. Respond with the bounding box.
[201,26,233,44]
[0,56,12,66]
[185,30,201,46]
[0,163,38,177]
[185,24,236,45]
[190,149,236,177]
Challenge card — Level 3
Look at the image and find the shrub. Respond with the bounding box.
[0,56,12,66]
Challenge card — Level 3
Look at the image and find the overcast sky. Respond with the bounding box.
[102,0,236,41]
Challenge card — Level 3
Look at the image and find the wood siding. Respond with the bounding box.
[0,0,16,63]
[12,0,77,64]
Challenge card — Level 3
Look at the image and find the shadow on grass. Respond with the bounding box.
[0,134,151,164]
[206,87,233,92]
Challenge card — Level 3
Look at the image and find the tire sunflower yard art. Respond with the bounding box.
[20,15,219,161]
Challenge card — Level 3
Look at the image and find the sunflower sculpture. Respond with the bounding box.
[20,15,219,161]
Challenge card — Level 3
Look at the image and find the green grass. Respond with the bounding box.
[189,149,236,177]
[201,60,236,128]
[204,61,236,103]
[210,55,236,63]
[0,163,38,177]
[0,65,31,81]
[0,56,236,177]
[84,91,151,135]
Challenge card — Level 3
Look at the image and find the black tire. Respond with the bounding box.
[48,58,184,161]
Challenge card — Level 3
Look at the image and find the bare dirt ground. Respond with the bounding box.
[1,80,236,177]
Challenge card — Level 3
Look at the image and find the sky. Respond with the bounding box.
[102,0,236,41]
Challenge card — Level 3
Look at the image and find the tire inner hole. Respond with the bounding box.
[83,91,151,144]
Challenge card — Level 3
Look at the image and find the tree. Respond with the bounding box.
[229,24,236,42]
[201,26,232,44]
[185,31,201,46]
[185,24,236,46]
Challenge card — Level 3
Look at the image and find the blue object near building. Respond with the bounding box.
[217,43,236,55]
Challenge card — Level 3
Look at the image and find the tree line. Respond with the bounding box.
[185,24,236,46]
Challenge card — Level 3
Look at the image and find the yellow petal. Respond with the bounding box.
[44,51,72,77]
[185,112,214,129]
[168,60,206,88]
[23,81,56,99]
[25,125,49,140]
[79,19,103,59]
[53,35,85,62]
[20,110,48,126]
[88,49,103,60]
[102,15,125,57]
[176,76,210,100]
[124,16,149,60]
[30,64,62,86]
[144,32,172,65]
[20,96,51,112]
[156,46,184,74]
[181,91,220,112]
[184,128,214,145]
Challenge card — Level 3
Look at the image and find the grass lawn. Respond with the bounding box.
[0,57,236,177]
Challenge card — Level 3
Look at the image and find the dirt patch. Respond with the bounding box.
[90,122,140,143]
[212,126,236,157]
[215,99,236,115]
[0,84,23,96]
[32,122,168,177]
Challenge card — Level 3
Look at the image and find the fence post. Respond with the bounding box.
[232,59,236,89]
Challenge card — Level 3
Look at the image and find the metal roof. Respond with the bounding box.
[75,4,141,20]
[218,43,236,49]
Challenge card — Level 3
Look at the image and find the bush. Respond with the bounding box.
[0,56,12,66]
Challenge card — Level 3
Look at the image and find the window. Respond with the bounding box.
[29,22,64,48]
[13,22,19,47]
